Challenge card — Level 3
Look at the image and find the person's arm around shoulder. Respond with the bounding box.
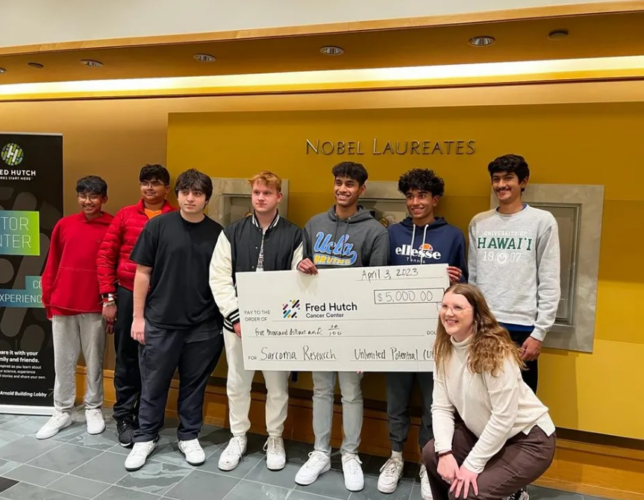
[41,220,63,320]
[129,220,158,345]
[462,358,520,474]
[467,218,478,287]
[369,226,390,267]
[209,230,241,337]
[297,219,318,275]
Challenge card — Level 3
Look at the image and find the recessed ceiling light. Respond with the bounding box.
[548,29,569,40]
[320,46,344,56]
[0,68,6,74]
[81,59,103,67]
[193,53,216,62]
[468,36,496,47]
[28,62,44,69]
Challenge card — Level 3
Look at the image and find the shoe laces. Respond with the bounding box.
[131,441,154,458]
[342,453,363,474]
[223,437,245,457]
[380,457,403,478]
[181,439,202,454]
[263,437,284,455]
[49,412,68,425]
[86,409,102,420]
[305,450,329,469]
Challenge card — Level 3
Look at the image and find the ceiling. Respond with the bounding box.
[0,11,643,86]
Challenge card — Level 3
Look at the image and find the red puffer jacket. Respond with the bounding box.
[97,199,175,294]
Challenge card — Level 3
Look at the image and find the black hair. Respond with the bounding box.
[397,168,445,197]
[139,164,170,185]
[331,161,368,186]
[76,175,108,197]
[174,169,213,201]
[488,154,530,191]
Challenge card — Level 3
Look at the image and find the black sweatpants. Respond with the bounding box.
[133,323,224,443]
[113,286,141,422]
[386,371,434,453]
[509,330,539,394]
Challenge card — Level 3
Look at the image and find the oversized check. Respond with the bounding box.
[236,264,448,372]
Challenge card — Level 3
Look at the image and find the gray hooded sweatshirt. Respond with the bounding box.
[304,206,389,268]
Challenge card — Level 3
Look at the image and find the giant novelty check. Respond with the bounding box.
[236,264,449,372]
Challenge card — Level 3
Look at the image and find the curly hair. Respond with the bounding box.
[332,161,368,186]
[397,168,445,197]
[433,284,525,376]
[488,154,530,191]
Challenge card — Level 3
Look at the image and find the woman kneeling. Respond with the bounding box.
[423,284,555,500]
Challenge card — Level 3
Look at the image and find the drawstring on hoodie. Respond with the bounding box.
[410,224,429,264]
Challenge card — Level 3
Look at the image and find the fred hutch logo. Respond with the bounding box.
[282,299,301,319]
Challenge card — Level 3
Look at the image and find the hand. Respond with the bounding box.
[297,258,318,275]
[521,336,542,361]
[450,465,479,499]
[437,453,459,485]
[131,317,146,345]
[105,321,114,335]
[447,266,463,284]
[102,303,117,323]
[233,322,241,338]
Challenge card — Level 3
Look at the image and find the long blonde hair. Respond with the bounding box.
[433,284,525,376]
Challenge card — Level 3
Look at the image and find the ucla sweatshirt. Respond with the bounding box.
[304,206,389,268]
[468,205,561,341]
[388,217,467,280]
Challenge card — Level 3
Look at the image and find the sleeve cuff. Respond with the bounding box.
[463,458,484,475]
[224,310,240,331]
[531,328,546,342]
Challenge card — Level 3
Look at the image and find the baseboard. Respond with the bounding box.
[75,367,644,500]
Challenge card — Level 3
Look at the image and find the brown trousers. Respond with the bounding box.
[423,423,555,500]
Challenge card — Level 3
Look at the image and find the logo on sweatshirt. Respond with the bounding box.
[313,232,358,266]
[395,243,442,261]
[283,299,300,319]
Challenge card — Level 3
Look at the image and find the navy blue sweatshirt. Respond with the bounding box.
[388,216,468,281]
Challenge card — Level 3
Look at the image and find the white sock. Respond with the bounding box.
[391,450,403,460]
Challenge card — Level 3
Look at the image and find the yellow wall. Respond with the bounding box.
[167,104,644,441]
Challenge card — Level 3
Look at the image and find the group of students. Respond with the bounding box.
[37,154,560,500]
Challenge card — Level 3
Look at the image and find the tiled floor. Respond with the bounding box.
[0,409,609,500]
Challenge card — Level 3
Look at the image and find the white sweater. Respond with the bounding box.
[432,335,555,473]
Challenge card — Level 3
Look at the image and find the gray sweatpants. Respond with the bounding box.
[52,314,105,413]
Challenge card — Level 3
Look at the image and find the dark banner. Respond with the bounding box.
[0,133,63,414]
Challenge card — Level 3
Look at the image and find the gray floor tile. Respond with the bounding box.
[94,485,161,500]
[528,485,586,500]
[0,432,21,450]
[0,482,84,500]
[349,478,414,500]
[27,443,102,474]
[295,470,351,500]
[0,460,20,476]
[163,469,240,500]
[0,437,61,464]
[116,461,192,496]
[1,464,64,487]
[0,416,49,436]
[224,479,291,500]
[244,460,300,489]
[48,475,110,499]
[71,451,129,484]
[55,426,120,450]
[288,491,343,500]
[0,478,18,495]
[198,446,264,479]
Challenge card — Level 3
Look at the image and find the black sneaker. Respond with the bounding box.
[506,488,529,500]
[117,418,135,447]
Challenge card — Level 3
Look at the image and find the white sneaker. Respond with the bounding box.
[125,441,157,471]
[377,456,404,493]
[341,452,364,492]
[179,439,206,466]
[218,436,247,471]
[419,464,433,500]
[36,411,72,439]
[295,451,331,485]
[264,437,286,471]
[85,409,105,435]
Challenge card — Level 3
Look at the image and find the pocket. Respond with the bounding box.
[51,267,100,311]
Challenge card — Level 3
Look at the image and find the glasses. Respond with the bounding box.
[440,304,472,314]
[77,193,102,202]
[140,181,165,188]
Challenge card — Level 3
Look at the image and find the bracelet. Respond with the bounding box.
[437,450,453,458]
[103,301,116,308]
